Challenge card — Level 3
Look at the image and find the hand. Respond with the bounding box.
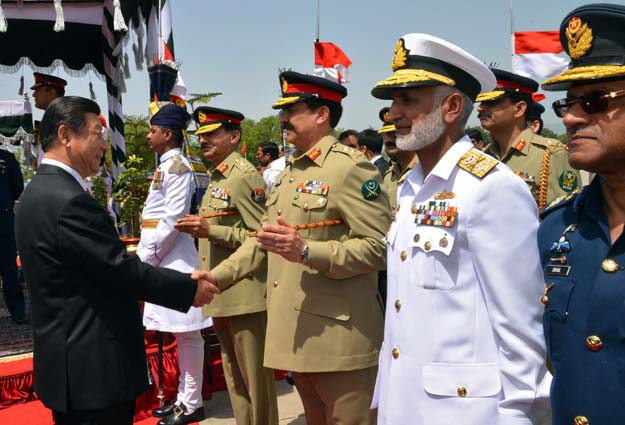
[175,215,210,238]
[191,270,221,307]
[257,215,306,263]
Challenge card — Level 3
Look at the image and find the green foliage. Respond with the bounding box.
[240,115,281,165]
[90,176,109,211]
[123,115,154,173]
[113,155,150,237]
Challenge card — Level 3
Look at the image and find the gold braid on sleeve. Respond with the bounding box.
[538,149,551,210]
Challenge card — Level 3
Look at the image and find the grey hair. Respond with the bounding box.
[432,85,474,128]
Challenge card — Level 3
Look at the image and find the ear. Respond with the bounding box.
[230,129,241,145]
[442,92,464,124]
[315,105,331,125]
[514,100,528,119]
[57,124,72,147]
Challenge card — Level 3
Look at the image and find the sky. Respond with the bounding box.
[0,0,611,136]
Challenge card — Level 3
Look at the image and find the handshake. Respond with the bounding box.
[190,270,221,307]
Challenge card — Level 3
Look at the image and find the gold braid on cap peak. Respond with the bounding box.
[475,90,506,102]
[375,69,456,88]
[543,65,625,86]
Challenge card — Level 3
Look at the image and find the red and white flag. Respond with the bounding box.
[512,31,568,81]
[314,42,352,84]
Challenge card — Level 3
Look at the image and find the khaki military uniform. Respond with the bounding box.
[383,156,419,214]
[487,127,580,209]
[199,151,278,425]
[212,135,392,424]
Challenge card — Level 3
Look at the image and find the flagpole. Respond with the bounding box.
[315,0,320,43]
[509,0,515,68]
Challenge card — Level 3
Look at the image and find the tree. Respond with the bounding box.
[123,115,155,172]
[240,115,281,164]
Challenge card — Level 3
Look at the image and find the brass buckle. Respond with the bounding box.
[173,406,185,417]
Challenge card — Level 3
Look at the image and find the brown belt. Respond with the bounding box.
[141,218,160,229]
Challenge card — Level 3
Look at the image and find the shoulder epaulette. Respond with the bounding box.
[233,157,257,174]
[168,154,191,175]
[532,135,567,153]
[384,164,395,177]
[539,188,582,219]
[457,148,498,179]
[332,143,366,162]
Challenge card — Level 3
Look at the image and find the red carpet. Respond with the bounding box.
[0,332,287,424]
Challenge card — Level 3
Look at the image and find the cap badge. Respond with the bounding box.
[198,111,207,124]
[281,77,289,94]
[383,111,390,122]
[392,38,408,72]
[566,16,593,60]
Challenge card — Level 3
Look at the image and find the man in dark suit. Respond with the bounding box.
[358,128,390,176]
[0,148,26,324]
[15,96,219,425]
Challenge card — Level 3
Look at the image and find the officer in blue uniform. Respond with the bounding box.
[0,148,26,324]
[539,4,625,425]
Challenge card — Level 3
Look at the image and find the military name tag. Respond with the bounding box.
[545,265,571,276]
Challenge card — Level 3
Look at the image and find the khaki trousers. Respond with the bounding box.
[292,366,378,425]
[213,311,278,425]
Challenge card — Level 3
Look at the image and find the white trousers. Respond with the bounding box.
[174,330,205,412]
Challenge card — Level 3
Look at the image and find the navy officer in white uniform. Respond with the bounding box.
[138,103,212,425]
[370,33,551,425]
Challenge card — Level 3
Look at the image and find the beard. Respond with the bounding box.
[396,107,446,151]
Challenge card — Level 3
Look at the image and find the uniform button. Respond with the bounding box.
[289,177,294,183]
[277,209,283,215]
[209,184,213,188]
[201,256,206,261]
[602,258,619,272]
[392,348,399,359]
[392,204,397,211]
[202,206,206,211]
[303,203,309,211]
[394,299,401,311]
[585,335,602,351]
[273,281,279,288]
[573,416,589,425]
[424,241,432,251]
[457,386,467,397]
[540,295,549,306]
[294,194,299,200]
[400,251,407,261]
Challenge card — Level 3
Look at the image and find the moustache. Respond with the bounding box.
[385,143,397,149]
[566,126,594,141]
[477,111,492,119]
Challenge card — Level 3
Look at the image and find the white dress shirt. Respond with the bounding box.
[373,137,551,425]
[262,156,286,191]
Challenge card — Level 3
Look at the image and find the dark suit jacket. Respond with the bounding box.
[373,156,390,177]
[0,149,23,250]
[15,164,198,413]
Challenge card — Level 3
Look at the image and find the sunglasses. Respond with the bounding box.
[552,89,625,118]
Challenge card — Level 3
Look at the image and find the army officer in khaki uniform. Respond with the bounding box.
[379,107,418,214]
[175,107,278,425]
[199,71,392,425]
[477,69,580,209]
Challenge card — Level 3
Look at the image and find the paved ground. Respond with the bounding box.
[0,281,32,357]
[200,379,306,424]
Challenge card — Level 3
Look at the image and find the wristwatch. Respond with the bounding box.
[300,243,309,263]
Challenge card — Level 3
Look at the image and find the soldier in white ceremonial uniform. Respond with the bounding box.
[138,103,212,425]
[370,34,551,425]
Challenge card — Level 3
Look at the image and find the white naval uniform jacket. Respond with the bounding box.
[138,148,212,332]
[373,138,551,425]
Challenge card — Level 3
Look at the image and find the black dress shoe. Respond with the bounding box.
[152,401,178,418]
[157,405,205,425]
[12,315,29,325]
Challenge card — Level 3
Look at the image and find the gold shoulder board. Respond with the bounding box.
[168,155,191,175]
[457,148,498,179]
